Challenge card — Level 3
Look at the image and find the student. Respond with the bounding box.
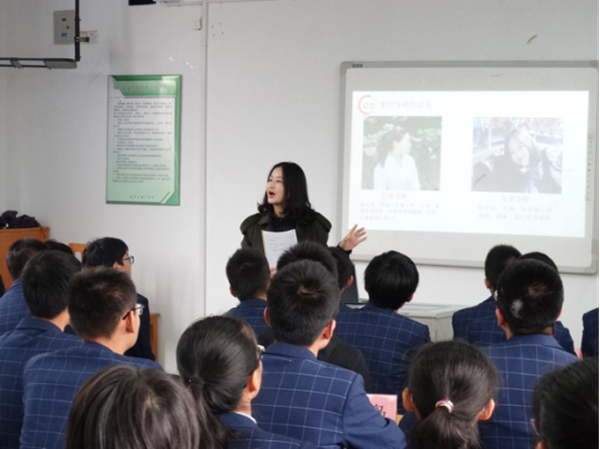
[452,244,521,340]
[177,315,314,449]
[478,259,578,449]
[531,358,599,449]
[65,365,200,449]
[401,341,498,449]
[334,250,430,413]
[0,238,46,334]
[253,260,406,448]
[82,237,155,360]
[0,251,82,449]
[581,307,599,358]
[223,248,271,337]
[20,267,161,449]
[328,246,359,311]
[454,246,575,354]
[259,242,371,387]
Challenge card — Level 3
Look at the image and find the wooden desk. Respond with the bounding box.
[150,313,161,360]
[0,227,50,290]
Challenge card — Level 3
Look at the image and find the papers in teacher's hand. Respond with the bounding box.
[262,230,298,268]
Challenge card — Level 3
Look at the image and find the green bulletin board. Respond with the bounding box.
[107,75,181,205]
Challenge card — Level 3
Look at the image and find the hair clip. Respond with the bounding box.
[435,398,454,413]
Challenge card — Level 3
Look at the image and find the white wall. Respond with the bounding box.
[204,0,599,346]
[1,0,205,373]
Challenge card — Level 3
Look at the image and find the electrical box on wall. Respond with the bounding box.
[54,10,75,45]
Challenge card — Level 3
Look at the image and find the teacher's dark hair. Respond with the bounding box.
[532,358,598,449]
[177,316,261,449]
[258,162,315,225]
[65,365,201,449]
[408,341,498,449]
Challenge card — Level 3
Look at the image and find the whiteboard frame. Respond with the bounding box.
[339,61,599,274]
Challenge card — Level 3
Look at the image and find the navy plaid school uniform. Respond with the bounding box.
[581,307,599,358]
[253,343,406,449]
[224,298,269,337]
[220,412,315,449]
[20,341,161,449]
[334,302,430,412]
[454,296,576,355]
[0,280,30,335]
[479,334,578,449]
[0,317,81,449]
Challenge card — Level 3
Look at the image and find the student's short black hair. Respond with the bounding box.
[276,242,338,281]
[532,358,598,449]
[226,248,270,300]
[267,260,339,347]
[6,238,46,281]
[495,259,563,334]
[44,240,74,256]
[519,251,558,271]
[484,244,521,291]
[68,267,137,340]
[21,251,82,319]
[82,237,129,268]
[328,247,354,290]
[65,365,201,449]
[364,251,418,310]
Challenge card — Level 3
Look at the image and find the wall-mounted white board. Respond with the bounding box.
[340,62,598,273]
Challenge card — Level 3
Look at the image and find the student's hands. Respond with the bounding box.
[339,225,367,251]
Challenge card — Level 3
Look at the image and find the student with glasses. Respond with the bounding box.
[20,267,161,449]
[177,316,314,449]
[82,237,155,361]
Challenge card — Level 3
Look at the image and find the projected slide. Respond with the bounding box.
[347,91,589,238]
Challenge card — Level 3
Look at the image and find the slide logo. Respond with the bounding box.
[358,95,376,115]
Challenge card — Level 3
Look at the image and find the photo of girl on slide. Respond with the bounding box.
[362,117,442,191]
[471,117,563,194]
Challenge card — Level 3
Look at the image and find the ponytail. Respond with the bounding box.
[407,341,498,449]
[176,316,261,449]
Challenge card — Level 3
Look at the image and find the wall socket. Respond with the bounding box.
[80,31,99,44]
[54,10,75,45]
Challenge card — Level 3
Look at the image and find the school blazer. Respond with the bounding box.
[479,334,578,449]
[252,342,406,449]
[581,307,599,358]
[20,341,161,449]
[0,317,81,449]
[0,280,29,335]
[220,412,315,449]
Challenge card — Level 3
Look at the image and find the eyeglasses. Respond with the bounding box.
[122,255,135,265]
[122,303,145,320]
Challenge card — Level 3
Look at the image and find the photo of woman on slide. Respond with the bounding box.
[471,117,563,194]
[362,117,442,191]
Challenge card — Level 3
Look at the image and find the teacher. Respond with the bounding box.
[240,162,366,253]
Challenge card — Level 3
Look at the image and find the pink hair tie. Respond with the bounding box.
[435,399,454,413]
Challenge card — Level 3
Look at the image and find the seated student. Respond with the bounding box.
[177,315,314,449]
[531,358,599,449]
[328,246,358,313]
[334,251,430,413]
[65,365,200,449]
[253,260,406,448]
[0,238,46,334]
[20,267,161,449]
[259,242,371,387]
[223,248,271,337]
[82,237,155,361]
[464,251,575,354]
[452,244,521,340]
[478,259,578,449]
[581,307,599,358]
[0,251,82,449]
[44,239,74,255]
[401,341,498,449]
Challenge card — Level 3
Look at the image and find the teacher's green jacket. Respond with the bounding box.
[240,211,331,254]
